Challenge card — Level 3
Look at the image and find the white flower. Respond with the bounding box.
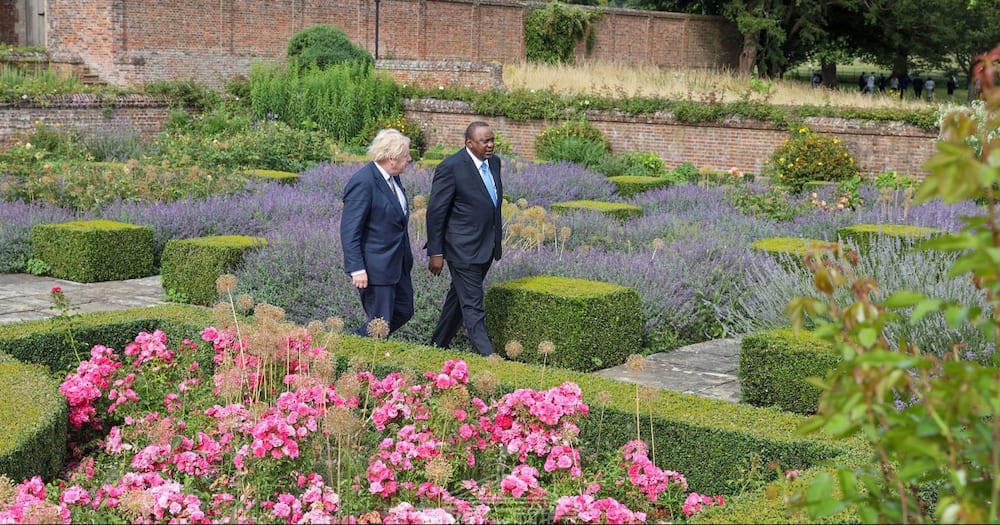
[24,143,33,150]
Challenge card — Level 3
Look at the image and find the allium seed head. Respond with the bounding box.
[215,274,238,294]
[367,317,390,339]
[504,340,524,360]
[625,354,648,372]
[538,340,556,355]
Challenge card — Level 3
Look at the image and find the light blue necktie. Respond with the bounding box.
[480,161,497,206]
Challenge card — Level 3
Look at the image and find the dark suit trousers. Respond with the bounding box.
[354,272,414,337]
[431,260,494,356]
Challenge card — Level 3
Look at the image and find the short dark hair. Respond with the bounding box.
[465,121,490,140]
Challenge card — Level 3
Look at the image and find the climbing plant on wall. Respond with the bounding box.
[524,2,602,64]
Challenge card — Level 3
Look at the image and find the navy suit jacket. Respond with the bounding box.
[425,149,503,264]
[340,162,414,285]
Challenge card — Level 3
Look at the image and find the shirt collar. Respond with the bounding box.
[467,148,487,166]
[374,161,392,181]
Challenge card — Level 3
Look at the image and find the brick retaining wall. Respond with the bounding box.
[0,96,936,177]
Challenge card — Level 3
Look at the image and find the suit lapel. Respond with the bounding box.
[370,163,406,217]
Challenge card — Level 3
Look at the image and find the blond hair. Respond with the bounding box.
[368,128,411,162]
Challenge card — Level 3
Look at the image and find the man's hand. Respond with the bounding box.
[428,255,444,276]
[352,271,368,289]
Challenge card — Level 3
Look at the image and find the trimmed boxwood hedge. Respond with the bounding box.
[0,304,214,372]
[550,199,643,220]
[31,219,155,283]
[0,356,67,483]
[245,168,300,185]
[837,223,942,255]
[739,328,839,414]
[750,236,834,271]
[607,175,672,197]
[160,235,266,306]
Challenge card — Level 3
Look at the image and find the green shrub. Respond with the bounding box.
[31,219,155,283]
[534,119,609,162]
[738,329,838,415]
[607,175,672,197]
[727,186,803,222]
[0,358,67,482]
[750,237,833,271]
[286,24,373,70]
[664,161,700,184]
[536,136,608,167]
[359,113,425,155]
[486,276,642,372]
[245,169,300,185]
[0,305,212,372]
[161,235,266,306]
[837,224,942,256]
[765,128,860,193]
[550,200,643,220]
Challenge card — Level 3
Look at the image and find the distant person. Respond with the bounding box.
[859,72,867,92]
[947,74,958,100]
[889,75,899,93]
[924,77,935,101]
[811,71,822,88]
[899,72,911,99]
[866,72,876,95]
[877,73,886,93]
[912,73,923,99]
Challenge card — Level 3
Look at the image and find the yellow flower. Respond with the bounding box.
[799,128,808,134]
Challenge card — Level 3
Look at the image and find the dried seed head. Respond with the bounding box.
[335,374,362,401]
[538,340,556,356]
[254,303,286,323]
[325,405,363,438]
[347,355,368,371]
[560,226,572,239]
[235,293,255,312]
[471,371,499,396]
[625,354,648,372]
[116,489,154,522]
[215,274,238,294]
[306,320,325,336]
[367,317,390,339]
[424,456,453,486]
[0,475,16,504]
[326,317,345,332]
[212,301,232,327]
[504,340,524,360]
[651,237,665,250]
[594,390,613,406]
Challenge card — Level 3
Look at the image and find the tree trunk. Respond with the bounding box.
[820,61,837,88]
[738,32,758,78]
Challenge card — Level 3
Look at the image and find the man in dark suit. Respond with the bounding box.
[340,128,414,338]
[425,121,503,356]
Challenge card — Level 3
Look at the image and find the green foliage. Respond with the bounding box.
[31,220,155,283]
[738,329,838,415]
[614,151,666,177]
[665,161,700,184]
[248,60,402,147]
[0,64,113,102]
[524,3,602,64]
[836,224,942,256]
[550,200,643,220]
[360,113,425,154]
[607,175,672,197]
[534,119,610,163]
[791,51,1000,523]
[765,128,860,194]
[244,168,300,185]
[485,275,642,372]
[286,24,373,70]
[143,79,222,112]
[25,257,48,276]
[0,358,67,482]
[727,186,804,222]
[160,235,266,306]
[163,288,190,304]
[750,237,833,272]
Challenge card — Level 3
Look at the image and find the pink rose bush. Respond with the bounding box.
[0,326,726,523]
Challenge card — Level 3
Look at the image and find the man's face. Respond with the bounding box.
[385,151,412,176]
[466,126,495,160]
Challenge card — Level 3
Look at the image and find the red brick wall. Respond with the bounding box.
[0,0,17,44]
[405,99,936,176]
[379,60,504,90]
[0,96,935,177]
[42,0,740,88]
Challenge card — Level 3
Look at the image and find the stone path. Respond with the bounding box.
[0,273,742,403]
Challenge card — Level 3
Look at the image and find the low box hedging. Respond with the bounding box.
[0,304,213,372]
[160,235,267,306]
[485,275,642,372]
[245,168,300,185]
[31,219,155,283]
[837,223,942,255]
[0,356,67,483]
[550,200,643,220]
[739,328,839,415]
[607,175,672,197]
[750,236,834,271]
